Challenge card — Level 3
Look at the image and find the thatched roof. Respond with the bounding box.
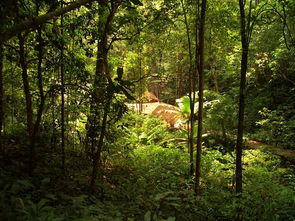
[128,91,186,128]
[151,104,183,128]
[126,102,184,128]
[138,91,159,103]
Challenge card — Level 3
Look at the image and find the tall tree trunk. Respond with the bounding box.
[221,120,227,141]
[0,44,3,151]
[60,1,66,170]
[195,0,207,195]
[19,34,34,175]
[29,25,46,166]
[32,0,46,154]
[51,94,57,150]
[213,68,219,92]
[180,0,194,176]
[89,34,108,191]
[0,6,4,144]
[88,0,120,192]
[139,48,143,113]
[90,98,111,192]
[35,26,45,132]
[236,0,250,195]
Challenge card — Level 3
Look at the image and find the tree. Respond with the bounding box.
[0,0,96,44]
[180,0,195,177]
[60,1,66,171]
[195,0,207,195]
[18,33,35,174]
[236,0,256,195]
[0,45,3,148]
[88,0,123,191]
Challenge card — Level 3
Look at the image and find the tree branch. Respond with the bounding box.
[0,0,96,44]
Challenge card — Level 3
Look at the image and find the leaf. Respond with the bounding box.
[45,194,57,201]
[11,180,34,193]
[154,191,173,201]
[144,211,151,221]
[130,0,143,6]
[38,199,49,208]
[41,177,51,185]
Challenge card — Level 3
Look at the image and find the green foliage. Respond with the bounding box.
[238,150,295,220]
[1,0,295,220]
[204,90,237,133]
[20,199,61,221]
[254,106,295,148]
[119,112,172,147]
[199,148,295,220]
[177,95,193,116]
[129,145,189,191]
[1,133,295,220]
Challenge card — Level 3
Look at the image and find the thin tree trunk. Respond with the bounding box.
[139,48,143,113]
[236,0,249,195]
[60,1,66,170]
[29,25,46,165]
[19,34,34,175]
[0,6,5,143]
[90,98,110,192]
[0,44,3,151]
[51,94,57,150]
[213,69,219,92]
[221,121,227,141]
[24,3,47,175]
[88,0,120,192]
[34,26,45,132]
[88,34,108,193]
[32,0,45,149]
[180,0,195,176]
[195,0,207,195]
[187,121,190,153]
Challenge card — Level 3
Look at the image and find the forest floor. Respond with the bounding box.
[1,115,295,220]
[246,140,295,163]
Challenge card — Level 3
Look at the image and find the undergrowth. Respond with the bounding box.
[0,112,294,220]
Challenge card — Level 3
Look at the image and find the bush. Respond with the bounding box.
[254,106,295,149]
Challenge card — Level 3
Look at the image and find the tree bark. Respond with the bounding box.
[90,98,111,192]
[0,44,3,151]
[26,25,46,176]
[236,0,249,195]
[195,0,207,195]
[0,0,96,44]
[19,34,34,174]
[88,0,121,192]
[60,1,66,170]
[0,8,4,148]
[180,0,194,177]
[30,25,46,163]
[138,48,143,113]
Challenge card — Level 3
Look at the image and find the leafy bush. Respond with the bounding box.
[204,91,237,137]
[129,145,189,193]
[254,106,295,148]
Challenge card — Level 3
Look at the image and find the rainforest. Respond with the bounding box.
[0,0,295,220]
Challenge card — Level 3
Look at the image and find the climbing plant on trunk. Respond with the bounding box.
[88,0,122,192]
